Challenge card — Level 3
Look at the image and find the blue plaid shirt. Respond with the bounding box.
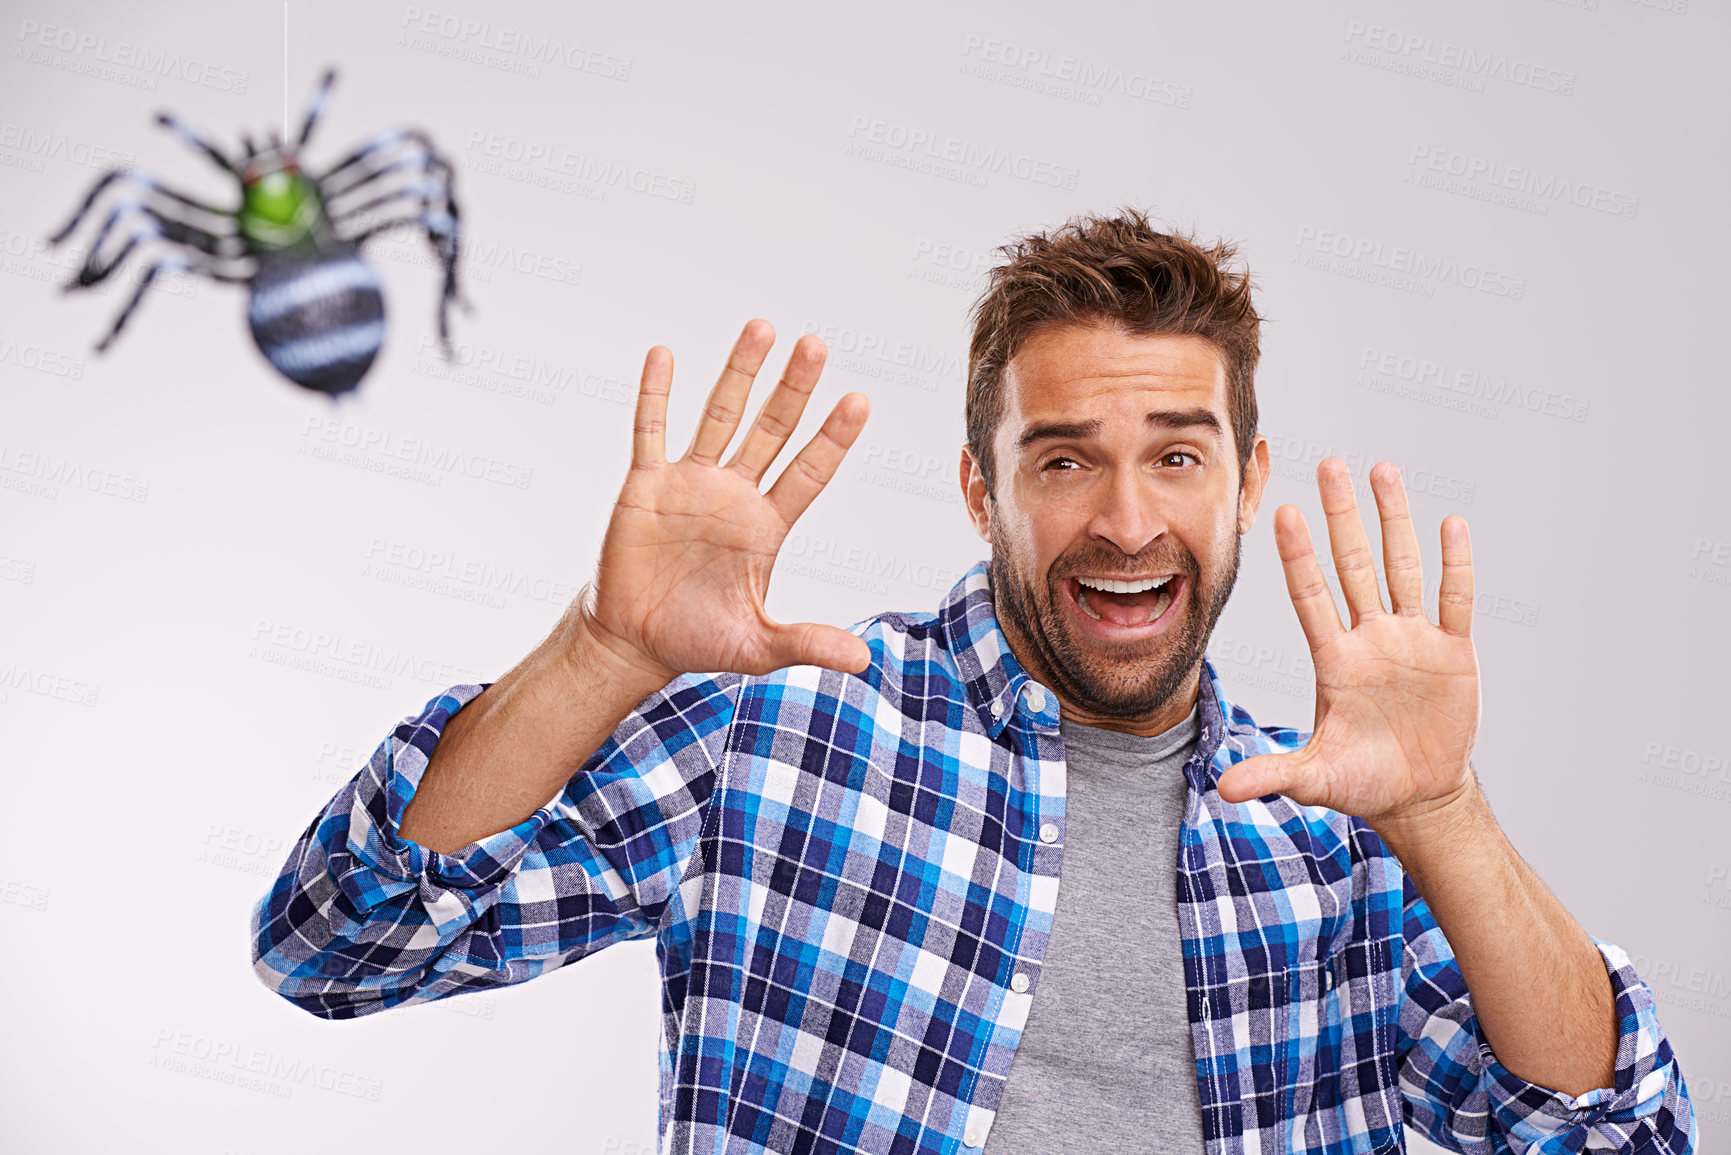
[253,561,1694,1154]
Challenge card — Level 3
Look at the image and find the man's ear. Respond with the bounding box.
[1237,435,1271,535]
[960,447,992,543]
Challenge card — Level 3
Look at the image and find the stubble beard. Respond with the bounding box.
[989,515,1242,720]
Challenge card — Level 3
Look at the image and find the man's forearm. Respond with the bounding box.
[1374,781,1618,1099]
[398,604,673,855]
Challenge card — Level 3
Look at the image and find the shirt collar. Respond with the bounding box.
[938,560,1236,776]
[937,561,1029,740]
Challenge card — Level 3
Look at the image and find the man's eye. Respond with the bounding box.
[1041,457,1079,471]
[1160,452,1200,467]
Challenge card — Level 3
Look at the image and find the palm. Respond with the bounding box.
[598,460,797,675]
[1218,461,1482,828]
[582,321,872,682]
[1292,614,1479,819]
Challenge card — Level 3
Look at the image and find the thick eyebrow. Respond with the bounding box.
[1015,408,1223,450]
[1016,418,1101,449]
[1147,407,1223,437]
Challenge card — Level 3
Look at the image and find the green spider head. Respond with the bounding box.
[239,158,322,247]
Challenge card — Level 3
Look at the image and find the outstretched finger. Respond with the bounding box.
[632,345,672,467]
[1317,458,1386,626]
[687,319,775,466]
[726,334,826,483]
[1369,463,1425,616]
[765,391,870,524]
[1273,504,1346,651]
[1437,515,1474,637]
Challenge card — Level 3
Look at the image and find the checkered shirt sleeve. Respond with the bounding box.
[250,672,744,1018]
[1399,874,1696,1153]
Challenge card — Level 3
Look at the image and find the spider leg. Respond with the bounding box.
[327,177,445,225]
[328,135,459,241]
[69,202,243,289]
[49,169,233,247]
[321,133,462,294]
[155,112,238,175]
[323,150,436,205]
[344,209,461,348]
[325,131,464,349]
[325,150,460,274]
[296,68,338,149]
[317,128,447,188]
[91,250,253,353]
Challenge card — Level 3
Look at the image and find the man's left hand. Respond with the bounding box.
[1216,459,1482,833]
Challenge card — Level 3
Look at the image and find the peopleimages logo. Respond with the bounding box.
[957,34,1194,109]
[1342,21,1576,95]
[1357,346,1590,423]
[412,335,632,405]
[463,129,696,203]
[0,663,100,707]
[148,1028,384,1101]
[1294,226,1527,301]
[299,416,534,490]
[0,121,134,171]
[363,536,581,609]
[399,7,632,79]
[0,443,147,500]
[248,618,489,691]
[1407,145,1639,220]
[14,19,250,92]
[1689,537,1729,589]
[844,116,1080,190]
[802,319,963,394]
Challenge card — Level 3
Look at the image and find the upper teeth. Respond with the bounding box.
[1077,576,1172,594]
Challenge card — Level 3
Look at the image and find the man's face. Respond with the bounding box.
[961,323,1270,724]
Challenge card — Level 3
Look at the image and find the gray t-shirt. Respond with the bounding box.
[984,705,1205,1153]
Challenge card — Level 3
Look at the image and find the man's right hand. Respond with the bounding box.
[398,320,870,855]
[577,318,873,685]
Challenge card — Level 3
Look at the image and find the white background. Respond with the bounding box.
[2,1,1727,1151]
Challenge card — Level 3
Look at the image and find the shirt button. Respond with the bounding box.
[1039,822,1059,843]
[1024,684,1047,712]
[964,1130,981,1147]
[1011,972,1030,993]
[989,698,1004,718]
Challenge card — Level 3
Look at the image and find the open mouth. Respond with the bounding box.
[1063,573,1182,631]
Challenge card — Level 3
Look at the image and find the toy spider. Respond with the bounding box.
[47,68,463,396]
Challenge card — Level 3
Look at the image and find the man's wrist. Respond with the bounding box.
[1367,772,1494,871]
[555,593,678,704]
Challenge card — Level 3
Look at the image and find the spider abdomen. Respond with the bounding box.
[246,249,385,396]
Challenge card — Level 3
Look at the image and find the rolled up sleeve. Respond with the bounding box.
[250,673,740,1019]
[1397,875,1696,1154]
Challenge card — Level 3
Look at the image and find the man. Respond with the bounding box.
[252,210,1694,1154]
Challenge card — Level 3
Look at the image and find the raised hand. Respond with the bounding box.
[1215,459,1481,830]
[577,319,873,684]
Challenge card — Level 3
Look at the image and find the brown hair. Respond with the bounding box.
[965,207,1263,494]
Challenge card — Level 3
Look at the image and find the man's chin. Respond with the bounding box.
[1043,599,1205,714]
[1056,658,1190,713]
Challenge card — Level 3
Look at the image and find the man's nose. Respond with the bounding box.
[1086,470,1168,556]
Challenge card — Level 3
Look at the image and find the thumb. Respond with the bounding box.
[765,621,874,676]
[1215,752,1305,805]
